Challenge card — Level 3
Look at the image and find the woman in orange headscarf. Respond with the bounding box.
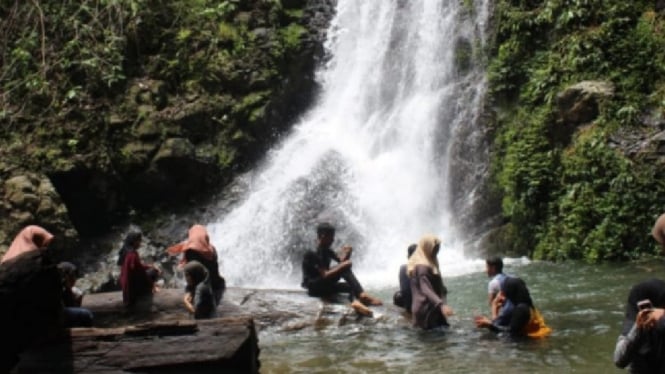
[167,224,225,304]
[1,225,54,264]
[408,234,454,329]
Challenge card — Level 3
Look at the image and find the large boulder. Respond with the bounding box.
[0,170,77,258]
[556,80,615,126]
[551,80,615,146]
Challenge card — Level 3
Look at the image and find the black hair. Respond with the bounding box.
[316,222,336,236]
[486,256,503,273]
[407,244,417,258]
[117,229,143,266]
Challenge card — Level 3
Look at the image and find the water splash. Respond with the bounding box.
[209,0,491,288]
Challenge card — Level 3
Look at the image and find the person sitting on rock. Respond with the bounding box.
[183,260,218,319]
[408,235,454,329]
[118,230,160,308]
[1,225,54,264]
[57,261,93,327]
[393,243,417,312]
[301,222,382,317]
[167,224,226,305]
[474,276,551,339]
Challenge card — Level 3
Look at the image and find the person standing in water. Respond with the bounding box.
[474,276,551,339]
[408,234,453,329]
[301,222,382,316]
[393,243,417,312]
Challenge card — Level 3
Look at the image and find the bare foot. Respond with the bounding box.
[351,300,373,317]
[359,292,383,306]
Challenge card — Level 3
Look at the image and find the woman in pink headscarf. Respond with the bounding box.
[167,224,226,304]
[1,225,54,264]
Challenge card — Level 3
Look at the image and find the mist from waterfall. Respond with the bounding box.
[209,0,491,288]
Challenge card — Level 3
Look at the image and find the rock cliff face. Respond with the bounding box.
[484,1,665,261]
[0,0,335,256]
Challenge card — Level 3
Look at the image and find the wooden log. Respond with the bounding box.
[15,317,260,373]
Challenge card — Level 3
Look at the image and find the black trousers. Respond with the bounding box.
[306,269,364,302]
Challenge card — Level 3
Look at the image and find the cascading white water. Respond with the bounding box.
[209,0,491,288]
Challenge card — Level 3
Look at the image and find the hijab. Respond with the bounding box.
[167,224,216,261]
[1,225,54,263]
[502,277,534,308]
[117,230,142,266]
[407,235,442,277]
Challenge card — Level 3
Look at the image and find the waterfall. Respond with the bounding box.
[209,0,491,288]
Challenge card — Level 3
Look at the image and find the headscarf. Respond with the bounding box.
[184,260,209,287]
[502,277,534,307]
[1,225,54,263]
[166,224,215,261]
[117,230,142,266]
[622,278,665,335]
[407,234,441,277]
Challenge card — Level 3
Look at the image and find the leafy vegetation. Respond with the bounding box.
[489,0,665,261]
[1,0,311,170]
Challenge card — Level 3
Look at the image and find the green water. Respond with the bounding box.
[259,260,665,373]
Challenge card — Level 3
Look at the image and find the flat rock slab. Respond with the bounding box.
[15,317,259,373]
[83,288,401,331]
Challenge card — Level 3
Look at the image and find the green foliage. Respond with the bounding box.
[490,0,665,262]
[281,24,306,50]
[535,129,662,261]
[495,107,557,255]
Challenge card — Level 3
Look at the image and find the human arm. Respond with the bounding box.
[71,286,83,307]
[475,301,522,335]
[321,260,352,279]
[614,308,665,368]
[415,267,453,316]
[488,277,500,306]
[491,292,505,319]
[338,245,352,262]
[183,292,195,314]
[637,307,665,329]
[614,323,642,368]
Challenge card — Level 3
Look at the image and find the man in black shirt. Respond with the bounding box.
[301,222,381,316]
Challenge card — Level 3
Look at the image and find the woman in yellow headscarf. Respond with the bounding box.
[408,234,454,329]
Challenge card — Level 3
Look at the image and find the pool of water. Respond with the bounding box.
[258,260,665,373]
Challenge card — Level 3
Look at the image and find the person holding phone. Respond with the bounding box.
[614,278,665,373]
